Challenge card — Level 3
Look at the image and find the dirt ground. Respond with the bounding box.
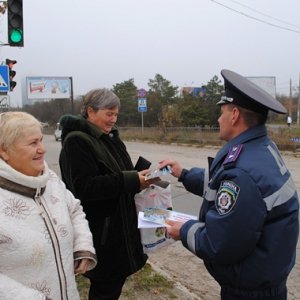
[145,237,300,300]
[123,145,300,300]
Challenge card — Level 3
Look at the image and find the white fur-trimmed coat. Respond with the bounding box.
[0,159,97,300]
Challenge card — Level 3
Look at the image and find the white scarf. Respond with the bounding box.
[0,158,49,189]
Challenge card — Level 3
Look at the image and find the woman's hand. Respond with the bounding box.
[74,258,90,275]
[138,169,160,190]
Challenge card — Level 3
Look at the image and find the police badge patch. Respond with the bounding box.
[216,181,240,215]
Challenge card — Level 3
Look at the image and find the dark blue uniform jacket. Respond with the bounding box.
[179,125,299,292]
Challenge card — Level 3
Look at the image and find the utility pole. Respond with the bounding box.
[289,78,292,116]
[69,76,74,114]
[297,73,300,126]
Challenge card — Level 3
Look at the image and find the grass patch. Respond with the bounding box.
[76,263,177,299]
[76,275,89,300]
[121,263,176,298]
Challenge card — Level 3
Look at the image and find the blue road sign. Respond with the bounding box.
[138,106,147,112]
[138,98,147,112]
[0,65,9,92]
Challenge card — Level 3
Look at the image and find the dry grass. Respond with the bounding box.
[119,126,300,151]
[76,263,177,300]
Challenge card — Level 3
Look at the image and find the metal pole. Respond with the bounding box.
[69,76,74,114]
[297,73,300,126]
[141,111,144,134]
[289,78,292,116]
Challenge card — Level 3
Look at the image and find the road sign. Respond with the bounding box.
[0,65,10,92]
[137,88,147,98]
[0,94,10,110]
[0,94,8,104]
[138,98,147,112]
[138,106,147,112]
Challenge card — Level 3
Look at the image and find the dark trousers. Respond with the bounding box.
[221,285,287,300]
[88,277,127,300]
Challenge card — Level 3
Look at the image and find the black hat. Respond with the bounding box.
[217,69,287,115]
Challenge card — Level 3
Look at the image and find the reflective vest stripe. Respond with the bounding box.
[264,176,297,211]
[186,222,205,253]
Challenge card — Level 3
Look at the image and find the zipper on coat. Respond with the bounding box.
[34,190,69,300]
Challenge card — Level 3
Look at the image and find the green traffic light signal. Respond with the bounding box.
[7,0,24,47]
[9,28,23,43]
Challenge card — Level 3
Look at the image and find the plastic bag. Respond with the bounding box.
[135,181,174,253]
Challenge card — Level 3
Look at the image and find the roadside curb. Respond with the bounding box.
[147,260,200,300]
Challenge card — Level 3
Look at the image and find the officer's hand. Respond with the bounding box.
[166,219,184,240]
[158,159,183,178]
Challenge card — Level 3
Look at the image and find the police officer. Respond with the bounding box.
[159,69,299,300]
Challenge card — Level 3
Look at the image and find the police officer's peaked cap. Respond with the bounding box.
[217,69,287,115]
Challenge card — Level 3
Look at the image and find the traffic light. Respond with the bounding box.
[7,0,24,47]
[6,59,17,91]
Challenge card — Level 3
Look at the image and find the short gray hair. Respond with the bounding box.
[81,88,121,118]
[0,111,42,150]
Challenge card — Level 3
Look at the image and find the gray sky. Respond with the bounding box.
[1,0,300,107]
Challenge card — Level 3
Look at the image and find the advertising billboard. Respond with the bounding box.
[26,76,71,99]
[181,86,206,97]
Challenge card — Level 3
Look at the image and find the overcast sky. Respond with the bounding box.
[1,0,300,107]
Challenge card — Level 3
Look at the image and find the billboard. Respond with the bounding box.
[26,76,71,99]
[181,86,206,97]
[246,76,276,98]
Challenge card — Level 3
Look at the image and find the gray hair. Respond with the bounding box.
[0,111,42,150]
[81,88,121,118]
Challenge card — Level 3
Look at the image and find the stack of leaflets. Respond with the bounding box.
[145,166,172,180]
[138,207,197,228]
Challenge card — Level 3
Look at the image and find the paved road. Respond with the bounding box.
[44,136,210,216]
[44,136,300,299]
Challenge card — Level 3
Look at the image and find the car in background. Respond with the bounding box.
[54,122,62,141]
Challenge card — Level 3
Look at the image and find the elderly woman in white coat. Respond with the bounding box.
[0,112,97,300]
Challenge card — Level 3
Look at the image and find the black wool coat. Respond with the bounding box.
[59,115,147,281]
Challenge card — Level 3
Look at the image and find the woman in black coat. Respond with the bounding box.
[59,89,154,300]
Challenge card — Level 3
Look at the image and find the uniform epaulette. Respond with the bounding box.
[223,144,243,168]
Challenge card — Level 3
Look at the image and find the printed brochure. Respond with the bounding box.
[138,208,197,228]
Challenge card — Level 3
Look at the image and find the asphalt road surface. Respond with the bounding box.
[45,135,300,217]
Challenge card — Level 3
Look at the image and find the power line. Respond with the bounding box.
[209,0,300,34]
[227,0,300,30]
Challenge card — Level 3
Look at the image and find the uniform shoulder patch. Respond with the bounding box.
[223,144,243,166]
[215,180,240,215]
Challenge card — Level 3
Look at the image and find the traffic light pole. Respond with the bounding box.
[69,76,74,114]
[297,73,300,126]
